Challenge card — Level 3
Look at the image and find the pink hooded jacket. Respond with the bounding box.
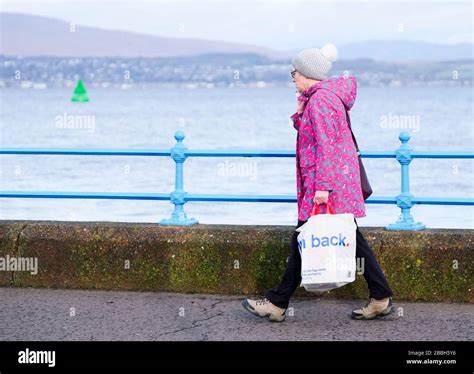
[291,76,366,221]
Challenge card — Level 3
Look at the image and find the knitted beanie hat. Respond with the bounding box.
[291,43,338,80]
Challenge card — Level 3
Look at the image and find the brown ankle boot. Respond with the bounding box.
[351,297,393,320]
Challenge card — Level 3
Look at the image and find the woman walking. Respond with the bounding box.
[242,44,394,322]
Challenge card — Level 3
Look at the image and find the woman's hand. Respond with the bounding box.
[313,190,329,205]
[296,95,306,114]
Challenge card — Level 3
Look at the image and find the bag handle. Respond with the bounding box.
[311,202,335,216]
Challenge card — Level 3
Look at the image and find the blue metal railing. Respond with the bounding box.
[1,131,473,230]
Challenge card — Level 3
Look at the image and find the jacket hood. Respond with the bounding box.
[301,76,357,111]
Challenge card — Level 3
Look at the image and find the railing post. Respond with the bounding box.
[159,131,198,226]
[386,131,425,230]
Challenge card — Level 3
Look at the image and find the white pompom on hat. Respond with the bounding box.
[320,43,338,62]
[292,43,338,80]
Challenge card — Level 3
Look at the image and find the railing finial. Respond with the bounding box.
[174,131,185,143]
[399,131,410,144]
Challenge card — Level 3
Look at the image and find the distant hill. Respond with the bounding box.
[338,40,473,62]
[1,12,472,62]
[285,42,472,63]
[0,12,289,59]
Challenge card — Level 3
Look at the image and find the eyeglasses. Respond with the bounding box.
[291,69,297,78]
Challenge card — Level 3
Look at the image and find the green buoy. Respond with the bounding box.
[71,79,89,102]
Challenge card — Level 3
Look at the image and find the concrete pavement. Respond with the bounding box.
[0,287,472,341]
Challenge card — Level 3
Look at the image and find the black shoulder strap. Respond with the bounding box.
[318,88,361,153]
[343,109,360,153]
[336,98,360,154]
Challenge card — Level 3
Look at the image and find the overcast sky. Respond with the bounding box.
[2,0,472,51]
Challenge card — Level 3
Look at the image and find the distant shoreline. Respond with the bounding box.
[1,55,472,89]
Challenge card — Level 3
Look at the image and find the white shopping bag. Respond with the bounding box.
[296,202,357,293]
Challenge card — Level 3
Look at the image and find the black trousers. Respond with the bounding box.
[265,219,393,309]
